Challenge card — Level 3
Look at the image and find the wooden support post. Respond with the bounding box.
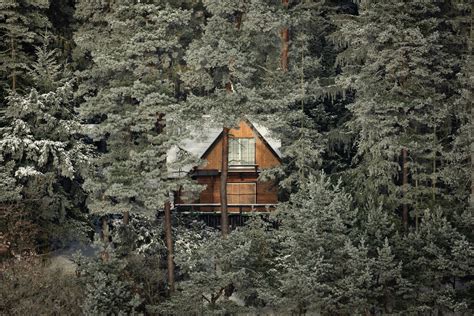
[123,210,129,225]
[164,200,175,292]
[402,148,409,229]
[220,127,230,236]
[101,216,110,262]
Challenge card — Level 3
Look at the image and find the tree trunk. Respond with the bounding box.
[164,200,175,292]
[220,127,230,237]
[10,36,16,92]
[402,148,409,229]
[280,0,289,72]
[471,104,474,211]
[470,5,474,211]
[123,210,129,225]
[101,216,110,262]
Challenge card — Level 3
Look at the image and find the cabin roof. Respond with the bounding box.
[167,119,282,177]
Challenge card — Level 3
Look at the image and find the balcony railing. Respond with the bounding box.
[174,203,277,214]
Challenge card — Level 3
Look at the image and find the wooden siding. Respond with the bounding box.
[180,175,278,212]
[176,120,280,213]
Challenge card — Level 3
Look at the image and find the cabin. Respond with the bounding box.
[168,119,281,224]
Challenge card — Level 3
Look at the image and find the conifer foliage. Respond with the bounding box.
[75,0,197,219]
[0,1,473,315]
[0,38,88,250]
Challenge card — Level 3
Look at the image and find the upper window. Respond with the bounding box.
[229,138,255,165]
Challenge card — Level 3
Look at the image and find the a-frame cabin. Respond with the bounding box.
[169,120,281,222]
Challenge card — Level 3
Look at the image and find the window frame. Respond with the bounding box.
[228,137,256,166]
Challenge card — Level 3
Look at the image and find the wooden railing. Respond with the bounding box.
[174,203,277,214]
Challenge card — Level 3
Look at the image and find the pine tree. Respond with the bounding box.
[74,1,201,296]
[75,0,198,218]
[332,0,471,226]
[159,217,279,314]
[258,0,356,192]
[0,39,89,249]
[397,209,474,312]
[274,173,359,313]
[438,1,473,233]
[0,0,51,96]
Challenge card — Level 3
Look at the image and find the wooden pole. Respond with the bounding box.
[280,0,289,72]
[101,216,110,262]
[432,126,437,202]
[123,210,130,225]
[164,200,175,292]
[217,9,243,237]
[402,148,409,229]
[220,127,230,236]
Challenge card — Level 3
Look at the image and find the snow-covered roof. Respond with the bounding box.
[167,119,281,176]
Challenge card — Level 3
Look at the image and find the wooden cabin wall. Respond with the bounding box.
[183,175,278,212]
[176,121,280,213]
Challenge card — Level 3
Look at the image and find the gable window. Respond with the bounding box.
[228,138,255,165]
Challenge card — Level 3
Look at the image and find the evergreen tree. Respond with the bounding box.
[397,209,474,312]
[438,1,473,234]
[274,173,359,313]
[75,0,198,221]
[0,0,51,96]
[258,0,356,192]
[160,217,280,314]
[74,1,201,297]
[0,40,89,249]
[332,0,472,226]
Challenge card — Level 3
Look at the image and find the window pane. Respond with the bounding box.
[228,138,255,165]
[247,138,255,164]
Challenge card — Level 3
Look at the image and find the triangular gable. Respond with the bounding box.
[200,120,282,163]
[167,119,282,176]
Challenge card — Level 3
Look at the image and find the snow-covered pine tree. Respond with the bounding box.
[159,217,280,314]
[332,1,470,226]
[397,209,474,312]
[257,0,357,192]
[74,3,202,294]
[75,0,199,218]
[0,38,89,250]
[437,1,473,233]
[274,173,359,313]
[0,0,50,96]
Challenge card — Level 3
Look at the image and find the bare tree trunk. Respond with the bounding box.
[123,210,129,225]
[471,105,474,211]
[10,36,16,92]
[164,200,175,292]
[470,4,474,212]
[432,126,436,202]
[101,216,110,262]
[280,0,289,72]
[402,148,409,229]
[220,127,230,237]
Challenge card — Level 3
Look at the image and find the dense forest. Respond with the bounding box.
[0,0,473,315]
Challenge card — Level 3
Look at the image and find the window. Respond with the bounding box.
[227,183,256,204]
[228,138,255,165]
